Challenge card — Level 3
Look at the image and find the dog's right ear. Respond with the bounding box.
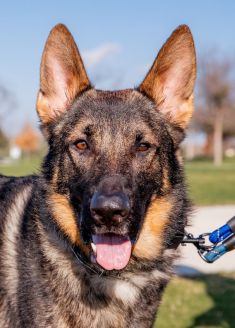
[36,24,91,124]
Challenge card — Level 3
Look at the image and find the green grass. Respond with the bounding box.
[0,156,42,176]
[155,272,235,328]
[0,156,235,205]
[186,159,235,205]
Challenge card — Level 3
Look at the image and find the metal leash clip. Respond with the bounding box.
[181,232,215,263]
[181,216,235,263]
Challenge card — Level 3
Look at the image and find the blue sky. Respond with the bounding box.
[1,0,235,135]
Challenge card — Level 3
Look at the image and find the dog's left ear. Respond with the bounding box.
[139,25,196,129]
[37,24,91,124]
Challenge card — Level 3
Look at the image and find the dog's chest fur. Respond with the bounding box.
[0,177,175,328]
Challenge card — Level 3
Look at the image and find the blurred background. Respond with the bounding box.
[0,1,235,327]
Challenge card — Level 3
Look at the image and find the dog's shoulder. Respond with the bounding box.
[0,174,38,194]
[0,174,38,227]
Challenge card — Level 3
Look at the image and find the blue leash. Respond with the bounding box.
[181,216,235,263]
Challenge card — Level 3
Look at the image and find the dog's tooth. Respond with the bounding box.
[91,242,97,255]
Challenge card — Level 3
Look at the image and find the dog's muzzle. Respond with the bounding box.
[89,176,132,270]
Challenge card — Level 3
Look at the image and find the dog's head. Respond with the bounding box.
[37,24,196,271]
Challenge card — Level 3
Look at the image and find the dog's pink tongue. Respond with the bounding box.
[92,234,131,270]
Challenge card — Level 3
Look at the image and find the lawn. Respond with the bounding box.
[0,156,42,177]
[155,272,235,328]
[186,159,235,205]
[0,156,234,205]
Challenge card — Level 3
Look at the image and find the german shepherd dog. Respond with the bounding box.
[0,24,196,327]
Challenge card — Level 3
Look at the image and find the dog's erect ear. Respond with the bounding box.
[36,24,91,124]
[139,25,196,129]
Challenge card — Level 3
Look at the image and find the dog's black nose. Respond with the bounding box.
[90,175,131,225]
[90,192,130,225]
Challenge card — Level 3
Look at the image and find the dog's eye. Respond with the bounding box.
[136,143,150,152]
[75,140,88,151]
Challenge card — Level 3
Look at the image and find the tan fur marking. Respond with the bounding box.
[133,196,172,259]
[168,94,194,129]
[48,192,89,255]
[162,168,170,192]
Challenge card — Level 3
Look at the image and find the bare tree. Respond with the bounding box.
[0,84,16,126]
[192,51,235,166]
[0,83,17,155]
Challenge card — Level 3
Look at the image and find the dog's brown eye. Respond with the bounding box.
[75,140,88,151]
[136,143,150,152]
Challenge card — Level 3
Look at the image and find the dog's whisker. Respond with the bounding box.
[69,245,99,275]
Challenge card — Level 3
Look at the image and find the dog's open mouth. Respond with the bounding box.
[91,233,132,270]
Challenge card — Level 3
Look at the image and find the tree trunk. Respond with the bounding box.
[213,107,224,166]
[204,132,214,157]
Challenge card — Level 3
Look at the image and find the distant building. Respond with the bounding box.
[9,145,21,160]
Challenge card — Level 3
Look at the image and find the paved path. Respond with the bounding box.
[175,205,235,275]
